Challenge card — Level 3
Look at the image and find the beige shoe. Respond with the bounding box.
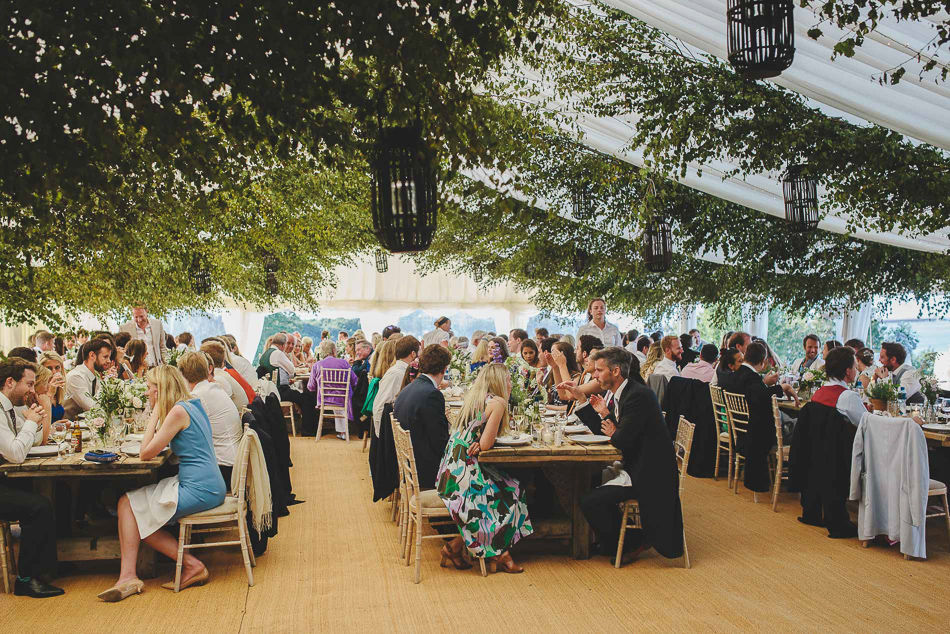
[97,579,144,602]
[161,567,210,591]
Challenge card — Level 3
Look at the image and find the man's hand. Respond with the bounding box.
[589,394,609,418]
[873,366,888,381]
[556,381,587,404]
[763,372,779,386]
[25,403,45,423]
[781,383,800,406]
[912,415,924,426]
[601,419,617,437]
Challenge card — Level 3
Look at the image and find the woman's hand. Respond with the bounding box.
[589,393,610,418]
[556,381,587,404]
[551,348,568,368]
[466,443,481,457]
[781,383,800,406]
[50,372,66,391]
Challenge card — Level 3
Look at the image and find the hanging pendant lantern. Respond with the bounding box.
[375,249,389,273]
[190,255,212,296]
[472,266,483,283]
[572,248,590,276]
[726,0,795,80]
[572,183,594,221]
[781,164,819,231]
[265,259,279,296]
[643,219,673,273]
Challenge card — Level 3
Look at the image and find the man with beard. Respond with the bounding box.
[652,335,682,380]
[64,339,113,418]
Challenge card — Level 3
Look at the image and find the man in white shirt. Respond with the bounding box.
[792,334,824,374]
[874,341,923,403]
[373,336,420,436]
[201,341,248,409]
[0,358,64,598]
[630,336,650,365]
[220,334,259,388]
[32,331,54,358]
[508,329,528,355]
[623,329,639,353]
[64,339,113,418]
[177,352,242,482]
[652,335,682,380]
[576,298,622,347]
[820,347,870,426]
[119,306,168,367]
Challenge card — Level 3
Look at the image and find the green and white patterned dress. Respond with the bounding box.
[436,396,533,558]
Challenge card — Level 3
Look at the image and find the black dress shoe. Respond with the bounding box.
[14,577,65,598]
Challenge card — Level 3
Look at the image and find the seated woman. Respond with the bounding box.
[520,339,540,369]
[576,335,603,386]
[469,339,491,373]
[97,366,226,602]
[437,363,532,573]
[547,341,583,408]
[713,347,744,391]
[38,352,68,423]
[639,342,663,380]
[123,340,149,379]
[490,337,510,362]
[28,365,54,443]
[113,332,134,380]
[855,347,876,389]
[301,337,316,365]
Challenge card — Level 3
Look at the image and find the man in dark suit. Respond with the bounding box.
[559,347,683,563]
[728,342,798,497]
[392,344,452,490]
[677,333,699,370]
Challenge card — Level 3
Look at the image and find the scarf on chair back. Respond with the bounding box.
[232,429,273,533]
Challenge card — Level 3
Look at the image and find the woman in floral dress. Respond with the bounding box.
[437,363,532,573]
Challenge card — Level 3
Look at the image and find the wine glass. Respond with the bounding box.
[52,422,67,461]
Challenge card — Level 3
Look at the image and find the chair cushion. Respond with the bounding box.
[929,479,947,494]
[186,496,240,518]
[409,489,444,509]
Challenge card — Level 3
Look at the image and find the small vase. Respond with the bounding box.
[870,399,887,413]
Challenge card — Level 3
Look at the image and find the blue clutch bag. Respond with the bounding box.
[84,450,119,463]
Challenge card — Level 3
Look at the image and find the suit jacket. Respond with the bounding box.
[677,348,699,370]
[392,376,450,490]
[576,380,684,559]
[728,365,784,492]
[119,317,167,366]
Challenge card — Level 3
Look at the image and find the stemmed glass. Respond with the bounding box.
[52,422,67,461]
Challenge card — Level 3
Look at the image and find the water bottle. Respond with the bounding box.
[898,386,907,416]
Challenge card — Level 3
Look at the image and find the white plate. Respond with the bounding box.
[27,443,69,457]
[125,433,145,442]
[446,401,464,408]
[567,414,579,423]
[571,435,611,445]
[120,442,141,456]
[563,424,589,434]
[922,424,950,432]
[495,434,532,446]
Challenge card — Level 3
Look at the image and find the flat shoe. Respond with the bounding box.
[97,579,144,602]
[161,567,209,591]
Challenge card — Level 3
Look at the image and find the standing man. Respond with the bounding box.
[727,331,752,357]
[119,306,167,367]
[64,339,112,418]
[0,358,63,598]
[792,334,824,374]
[874,341,923,404]
[508,329,528,355]
[576,298,622,347]
[652,335,682,379]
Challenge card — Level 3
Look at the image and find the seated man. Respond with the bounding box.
[263,332,318,435]
[652,335,682,379]
[559,347,683,564]
[0,358,64,597]
[63,339,112,419]
[350,340,373,376]
[792,334,824,374]
[680,344,718,383]
[200,340,249,410]
[874,341,923,404]
[392,345,451,490]
[177,352,242,484]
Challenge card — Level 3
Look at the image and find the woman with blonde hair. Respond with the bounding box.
[640,341,663,380]
[97,366,226,602]
[29,365,54,442]
[469,339,491,373]
[301,337,315,364]
[437,363,532,573]
[38,351,68,423]
[361,339,397,424]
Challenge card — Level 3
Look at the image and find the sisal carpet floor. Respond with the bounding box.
[3,438,950,633]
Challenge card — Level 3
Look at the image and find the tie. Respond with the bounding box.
[4,408,15,434]
[92,377,98,395]
[606,393,616,414]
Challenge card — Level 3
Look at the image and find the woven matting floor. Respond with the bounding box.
[3,437,950,633]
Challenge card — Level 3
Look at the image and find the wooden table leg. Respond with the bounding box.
[571,465,595,560]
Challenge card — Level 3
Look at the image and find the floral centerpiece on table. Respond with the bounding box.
[867,380,899,411]
[164,346,186,367]
[504,355,545,408]
[88,376,148,443]
[920,375,940,406]
[798,367,827,391]
[449,346,471,382]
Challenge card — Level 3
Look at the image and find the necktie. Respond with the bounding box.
[606,393,616,414]
[92,377,98,395]
[4,408,16,434]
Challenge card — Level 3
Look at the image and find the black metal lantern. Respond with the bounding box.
[572,183,594,221]
[472,266,483,283]
[371,119,438,253]
[643,219,673,273]
[781,164,819,231]
[375,249,389,273]
[190,255,212,296]
[726,0,795,80]
[265,259,279,296]
[572,248,590,276]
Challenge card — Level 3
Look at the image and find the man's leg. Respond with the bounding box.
[0,483,58,580]
[280,386,318,436]
[580,484,638,557]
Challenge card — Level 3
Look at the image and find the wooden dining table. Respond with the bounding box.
[0,449,171,577]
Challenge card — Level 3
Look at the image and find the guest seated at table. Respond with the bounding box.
[351,340,373,375]
[469,340,491,373]
[202,337,256,402]
[177,351,242,484]
[754,337,782,369]
[437,363,532,573]
[855,347,876,388]
[677,334,699,369]
[533,327,548,345]
[576,334,604,385]
[393,345,451,490]
[422,316,452,348]
[639,342,663,380]
[652,336,682,379]
[731,343,799,499]
[818,347,869,427]
[38,352,68,423]
[31,365,60,440]
[520,339,540,369]
[308,340,358,440]
[844,338,865,352]
[363,339,396,430]
[259,332,317,434]
[713,348,744,390]
[98,366,226,602]
[680,344,718,383]
[557,347,683,564]
[200,341,248,410]
[727,331,752,356]
[631,336,651,365]
[64,339,112,418]
[508,328,528,355]
[623,329,640,352]
[8,346,38,363]
[220,334,259,388]
[490,336,510,362]
[874,341,923,404]
[0,358,64,598]
[176,332,195,352]
[300,337,316,365]
[547,341,582,406]
[373,336,420,437]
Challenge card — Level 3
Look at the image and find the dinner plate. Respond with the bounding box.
[446,401,464,408]
[27,443,69,457]
[125,433,145,442]
[120,442,141,456]
[563,424,589,434]
[566,414,579,423]
[571,435,611,445]
[495,434,531,446]
[922,424,950,432]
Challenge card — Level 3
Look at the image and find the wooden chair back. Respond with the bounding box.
[319,367,351,410]
[709,385,731,441]
[674,416,696,493]
[233,423,253,508]
[723,391,750,448]
[771,396,784,455]
[391,417,421,508]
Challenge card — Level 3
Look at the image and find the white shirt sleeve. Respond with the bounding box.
[836,389,869,427]
[0,419,39,463]
[901,368,922,399]
[65,368,96,411]
[270,349,296,377]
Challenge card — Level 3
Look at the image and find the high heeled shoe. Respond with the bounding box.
[161,567,210,591]
[488,552,524,574]
[97,578,145,602]
[440,545,472,570]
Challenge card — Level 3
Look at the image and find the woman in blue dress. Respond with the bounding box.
[98,365,227,602]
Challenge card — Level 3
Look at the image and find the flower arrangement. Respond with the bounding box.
[504,356,543,407]
[921,375,940,405]
[798,368,827,390]
[866,380,898,404]
[164,347,186,367]
[449,347,471,380]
